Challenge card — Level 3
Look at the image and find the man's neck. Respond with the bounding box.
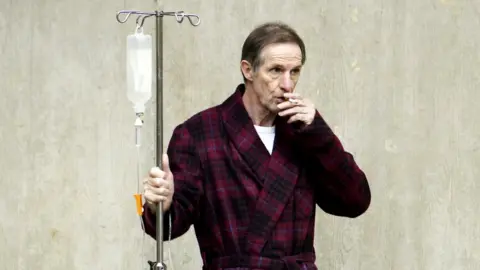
[242,87,276,126]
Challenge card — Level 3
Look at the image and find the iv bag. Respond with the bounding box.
[126,28,153,114]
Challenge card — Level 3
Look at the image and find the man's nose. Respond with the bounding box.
[279,73,294,92]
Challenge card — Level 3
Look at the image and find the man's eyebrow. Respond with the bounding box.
[267,63,302,68]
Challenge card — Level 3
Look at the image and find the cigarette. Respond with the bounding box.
[288,98,299,104]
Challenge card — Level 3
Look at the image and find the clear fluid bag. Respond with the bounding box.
[126,27,153,114]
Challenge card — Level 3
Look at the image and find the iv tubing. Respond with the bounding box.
[134,114,147,267]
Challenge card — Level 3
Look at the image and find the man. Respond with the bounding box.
[142,22,371,269]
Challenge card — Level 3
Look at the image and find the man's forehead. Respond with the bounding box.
[262,53,302,66]
[260,44,302,64]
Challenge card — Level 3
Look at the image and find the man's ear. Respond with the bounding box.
[240,60,254,81]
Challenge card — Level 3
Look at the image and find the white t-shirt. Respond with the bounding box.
[254,125,276,155]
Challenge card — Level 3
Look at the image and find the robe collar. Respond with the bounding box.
[219,84,301,254]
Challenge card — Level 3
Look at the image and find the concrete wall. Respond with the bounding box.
[1,0,479,269]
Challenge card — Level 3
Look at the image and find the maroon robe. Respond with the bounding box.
[143,84,371,269]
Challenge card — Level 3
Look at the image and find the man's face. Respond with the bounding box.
[244,43,303,113]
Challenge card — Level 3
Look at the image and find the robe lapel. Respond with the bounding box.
[220,85,271,185]
[220,84,300,253]
[245,117,300,254]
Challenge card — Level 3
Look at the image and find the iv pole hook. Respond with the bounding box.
[136,14,155,28]
[116,10,201,27]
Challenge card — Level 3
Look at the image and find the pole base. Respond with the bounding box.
[148,261,167,270]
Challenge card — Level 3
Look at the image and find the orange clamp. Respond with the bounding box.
[134,193,143,216]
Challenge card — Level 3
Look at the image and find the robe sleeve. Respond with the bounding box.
[142,123,204,240]
[294,111,371,218]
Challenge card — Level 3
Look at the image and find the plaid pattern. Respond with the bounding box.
[143,84,371,269]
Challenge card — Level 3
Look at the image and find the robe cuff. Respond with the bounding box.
[142,203,174,241]
[292,111,336,148]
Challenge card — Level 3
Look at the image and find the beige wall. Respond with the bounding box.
[1,0,479,269]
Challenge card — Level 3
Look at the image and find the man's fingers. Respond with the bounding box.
[162,154,171,174]
[144,183,171,201]
[149,167,160,177]
[277,101,295,110]
[277,100,304,110]
[145,177,169,188]
[144,193,168,204]
[144,163,174,213]
[145,186,171,196]
[287,113,304,124]
[278,106,306,117]
[150,167,168,179]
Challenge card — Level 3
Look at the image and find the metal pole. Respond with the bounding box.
[155,11,165,269]
[115,7,200,270]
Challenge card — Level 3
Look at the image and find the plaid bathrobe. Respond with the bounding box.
[143,84,371,270]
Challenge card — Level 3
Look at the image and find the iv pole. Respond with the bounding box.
[116,5,201,270]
